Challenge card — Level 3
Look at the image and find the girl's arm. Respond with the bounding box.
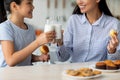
[1,31,55,67]
[31,54,50,62]
[1,40,39,66]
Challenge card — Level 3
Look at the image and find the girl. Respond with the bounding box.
[0,0,55,67]
[56,0,120,63]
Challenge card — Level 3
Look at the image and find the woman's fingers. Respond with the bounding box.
[108,40,115,49]
[110,35,119,47]
[107,34,119,53]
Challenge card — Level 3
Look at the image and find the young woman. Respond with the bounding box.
[56,0,120,63]
[0,0,55,67]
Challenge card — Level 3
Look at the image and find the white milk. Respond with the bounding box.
[54,24,62,39]
[44,18,62,40]
[44,24,55,32]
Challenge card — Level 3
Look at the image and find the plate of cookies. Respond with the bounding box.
[91,60,120,73]
[62,68,102,79]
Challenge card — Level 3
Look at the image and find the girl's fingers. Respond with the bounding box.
[45,32,56,42]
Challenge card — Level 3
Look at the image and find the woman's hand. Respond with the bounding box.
[107,33,119,54]
[35,31,56,46]
[52,30,64,46]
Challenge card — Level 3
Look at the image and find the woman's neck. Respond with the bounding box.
[86,9,102,24]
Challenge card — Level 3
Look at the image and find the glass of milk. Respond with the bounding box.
[54,23,62,40]
[44,16,62,43]
[54,16,62,42]
[44,19,55,32]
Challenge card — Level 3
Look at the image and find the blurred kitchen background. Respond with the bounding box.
[24,0,120,64]
[25,0,120,31]
[25,0,75,30]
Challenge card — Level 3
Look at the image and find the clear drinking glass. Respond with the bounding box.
[44,16,62,43]
[44,16,63,64]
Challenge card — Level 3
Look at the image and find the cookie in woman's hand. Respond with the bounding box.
[109,29,117,37]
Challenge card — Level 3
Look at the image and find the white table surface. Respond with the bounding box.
[0,62,120,80]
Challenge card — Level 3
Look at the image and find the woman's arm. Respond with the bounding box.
[56,17,74,62]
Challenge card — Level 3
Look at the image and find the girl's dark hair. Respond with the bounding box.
[0,0,22,23]
[72,0,113,16]
[4,0,22,13]
[0,0,7,23]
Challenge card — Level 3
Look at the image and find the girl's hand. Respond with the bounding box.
[36,31,56,46]
[107,32,119,53]
[39,54,50,62]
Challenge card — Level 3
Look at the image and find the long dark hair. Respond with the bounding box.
[0,0,7,23]
[0,0,22,23]
[4,0,22,13]
[72,0,113,16]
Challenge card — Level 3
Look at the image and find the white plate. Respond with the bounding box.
[91,65,120,73]
[62,70,102,80]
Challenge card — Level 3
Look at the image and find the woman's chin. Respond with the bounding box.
[80,10,86,13]
[81,11,85,14]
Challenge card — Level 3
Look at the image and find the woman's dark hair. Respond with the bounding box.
[0,0,7,23]
[72,0,113,16]
[4,0,22,13]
